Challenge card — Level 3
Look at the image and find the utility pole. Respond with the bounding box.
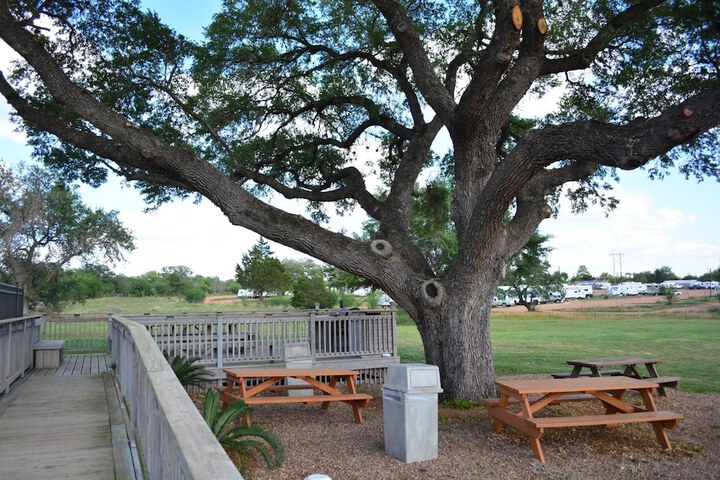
[610,252,624,279]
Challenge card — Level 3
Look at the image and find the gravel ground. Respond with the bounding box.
[195,381,720,480]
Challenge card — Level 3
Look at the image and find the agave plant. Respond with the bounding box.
[164,353,214,387]
[203,388,285,472]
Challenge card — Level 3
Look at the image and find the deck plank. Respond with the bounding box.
[0,374,115,479]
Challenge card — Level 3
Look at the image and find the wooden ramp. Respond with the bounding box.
[0,374,115,479]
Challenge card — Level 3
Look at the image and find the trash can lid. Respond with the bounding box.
[384,363,443,393]
[305,475,332,480]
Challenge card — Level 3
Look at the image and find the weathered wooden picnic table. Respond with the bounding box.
[485,376,683,463]
[219,367,373,426]
[553,356,680,396]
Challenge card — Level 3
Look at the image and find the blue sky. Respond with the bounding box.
[0,1,718,280]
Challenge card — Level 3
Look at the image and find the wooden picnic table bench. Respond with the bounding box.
[553,357,680,396]
[219,367,372,426]
[485,376,683,463]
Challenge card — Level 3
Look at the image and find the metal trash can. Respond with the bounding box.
[382,363,443,463]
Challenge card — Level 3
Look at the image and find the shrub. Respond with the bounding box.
[202,388,285,474]
[183,286,206,303]
[164,354,214,387]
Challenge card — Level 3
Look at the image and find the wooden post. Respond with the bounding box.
[216,313,224,369]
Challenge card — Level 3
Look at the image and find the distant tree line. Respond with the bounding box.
[568,265,719,285]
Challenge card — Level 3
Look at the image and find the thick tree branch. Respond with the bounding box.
[522,85,720,170]
[540,0,663,76]
[371,0,456,124]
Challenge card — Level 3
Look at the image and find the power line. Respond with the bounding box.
[610,252,624,278]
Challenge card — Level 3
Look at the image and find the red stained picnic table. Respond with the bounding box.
[485,376,683,463]
[219,367,373,426]
[557,357,680,396]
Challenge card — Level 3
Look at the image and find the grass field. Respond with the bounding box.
[61,295,720,393]
[398,310,720,393]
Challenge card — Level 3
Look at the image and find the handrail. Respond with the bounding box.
[0,316,41,395]
[110,316,242,480]
[128,310,397,368]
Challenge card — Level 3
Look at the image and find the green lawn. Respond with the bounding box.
[398,313,720,393]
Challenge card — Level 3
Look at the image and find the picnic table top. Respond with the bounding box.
[495,376,659,395]
[223,367,359,377]
[566,356,660,368]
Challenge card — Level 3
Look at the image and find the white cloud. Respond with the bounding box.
[542,183,719,277]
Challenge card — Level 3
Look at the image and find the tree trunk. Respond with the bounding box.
[417,283,498,400]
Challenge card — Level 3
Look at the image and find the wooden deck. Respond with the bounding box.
[0,355,135,479]
[34,352,110,376]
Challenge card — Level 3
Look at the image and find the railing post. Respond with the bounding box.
[216,313,224,369]
[309,313,316,359]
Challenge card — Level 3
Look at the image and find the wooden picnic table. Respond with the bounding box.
[219,367,372,426]
[556,357,680,396]
[485,376,683,463]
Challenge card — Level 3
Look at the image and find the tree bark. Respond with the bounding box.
[418,280,499,400]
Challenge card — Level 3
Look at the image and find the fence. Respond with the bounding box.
[110,316,242,479]
[0,283,23,320]
[39,310,398,382]
[40,314,109,353]
[0,316,40,395]
[129,310,397,366]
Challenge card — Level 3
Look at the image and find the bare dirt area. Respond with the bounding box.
[204,294,243,305]
[194,383,719,480]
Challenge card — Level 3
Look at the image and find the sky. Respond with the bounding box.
[0,1,718,281]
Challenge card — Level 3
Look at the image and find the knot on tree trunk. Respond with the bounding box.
[370,239,393,257]
[421,279,444,305]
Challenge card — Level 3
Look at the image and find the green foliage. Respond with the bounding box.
[366,291,380,309]
[505,232,566,310]
[325,266,372,293]
[408,181,457,273]
[182,286,206,303]
[659,285,679,305]
[571,265,593,283]
[0,163,135,310]
[202,388,284,472]
[632,266,679,284]
[235,239,291,299]
[165,354,214,387]
[337,291,358,308]
[291,275,337,309]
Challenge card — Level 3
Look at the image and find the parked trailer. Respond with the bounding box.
[607,282,646,296]
[564,284,593,299]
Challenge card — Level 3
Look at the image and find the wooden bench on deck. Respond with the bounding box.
[33,340,65,368]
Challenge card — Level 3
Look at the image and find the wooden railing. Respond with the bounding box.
[110,316,242,480]
[128,310,397,369]
[0,316,40,395]
[40,314,108,353]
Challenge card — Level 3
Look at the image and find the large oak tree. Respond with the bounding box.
[0,163,135,312]
[0,0,717,398]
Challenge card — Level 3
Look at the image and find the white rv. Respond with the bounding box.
[564,284,593,299]
[607,282,645,296]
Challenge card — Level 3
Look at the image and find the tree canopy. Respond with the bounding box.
[235,238,291,298]
[0,162,135,311]
[0,0,717,398]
